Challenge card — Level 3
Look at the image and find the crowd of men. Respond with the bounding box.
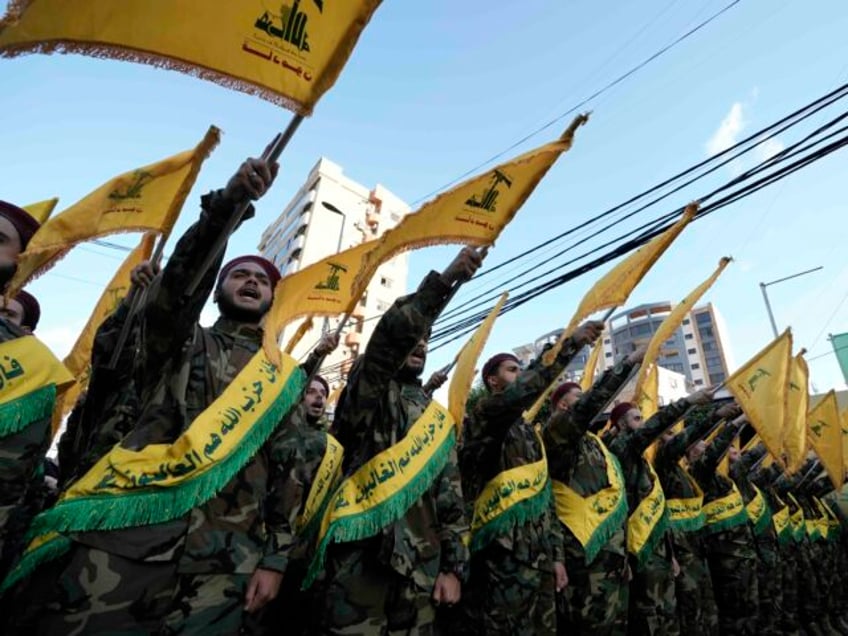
[0,153,846,636]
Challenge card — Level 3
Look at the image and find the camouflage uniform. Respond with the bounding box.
[319,271,469,635]
[691,423,758,636]
[460,340,581,636]
[608,399,690,636]
[730,445,782,636]
[56,297,140,489]
[655,407,721,636]
[9,191,309,634]
[542,360,635,636]
[0,318,54,579]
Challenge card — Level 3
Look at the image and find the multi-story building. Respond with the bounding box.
[258,157,410,389]
[599,302,732,387]
[513,301,733,392]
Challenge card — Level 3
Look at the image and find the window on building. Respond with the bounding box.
[380,276,392,288]
[376,300,390,312]
[687,348,697,355]
[604,338,610,344]
[359,292,368,308]
[390,212,401,222]
[682,318,690,325]
[287,248,302,263]
[605,352,613,358]
[710,371,726,383]
[694,379,704,386]
[699,326,714,338]
[691,363,700,369]
[684,334,694,340]
[630,323,652,337]
[696,312,712,324]
[702,341,717,352]
[295,224,307,237]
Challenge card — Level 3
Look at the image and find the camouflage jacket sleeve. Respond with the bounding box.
[139,191,254,400]
[691,422,737,485]
[259,415,306,573]
[549,493,565,563]
[434,443,471,577]
[623,398,691,456]
[333,271,452,469]
[545,360,635,450]
[655,405,719,468]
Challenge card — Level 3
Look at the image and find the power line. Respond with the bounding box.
[410,0,742,206]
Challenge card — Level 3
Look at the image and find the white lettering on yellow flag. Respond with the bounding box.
[783,353,809,474]
[807,390,844,490]
[724,329,792,468]
[8,126,218,294]
[0,1,383,114]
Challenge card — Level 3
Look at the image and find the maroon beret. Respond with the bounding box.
[217,255,281,289]
[481,353,520,390]
[14,289,40,331]
[551,381,581,405]
[0,200,40,249]
[610,402,636,425]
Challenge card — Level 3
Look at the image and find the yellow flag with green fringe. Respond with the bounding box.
[784,353,809,473]
[580,337,603,392]
[724,329,792,467]
[807,390,844,490]
[448,292,508,429]
[633,257,732,400]
[0,0,382,115]
[2,348,305,595]
[22,197,58,224]
[8,126,219,295]
[264,116,589,364]
[51,233,157,434]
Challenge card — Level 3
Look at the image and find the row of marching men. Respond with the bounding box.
[0,153,845,635]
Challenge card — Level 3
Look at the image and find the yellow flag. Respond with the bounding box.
[635,363,660,422]
[0,1,382,115]
[543,203,697,367]
[353,116,589,295]
[807,390,844,490]
[448,292,508,429]
[23,197,58,224]
[264,116,589,363]
[633,257,731,398]
[8,126,218,294]
[841,408,848,481]
[580,338,603,392]
[783,353,809,473]
[724,329,792,468]
[52,233,156,432]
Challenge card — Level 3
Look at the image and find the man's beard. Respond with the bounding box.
[217,291,270,323]
[398,361,424,383]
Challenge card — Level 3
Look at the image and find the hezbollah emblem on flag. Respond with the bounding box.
[465,169,513,213]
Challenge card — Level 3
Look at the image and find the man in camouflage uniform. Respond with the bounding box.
[690,416,758,635]
[8,155,341,634]
[655,403,738,636]
[606,392,711,636]
[543,345,644,636]
[56,260,152,489]
[459,321,603,636]
[0,201,43,578]
[319,247,479,635]
[728,442,782,636]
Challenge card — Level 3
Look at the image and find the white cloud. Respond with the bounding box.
[705,102,746,157]
[756,137,785,162]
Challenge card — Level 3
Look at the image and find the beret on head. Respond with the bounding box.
[610,402,635,426]
[0,200,40,249]
[551,381,581,405]
[481,353,519,390]
[311,374,330,396]
[14,289,40,330]
[217,255,281,289]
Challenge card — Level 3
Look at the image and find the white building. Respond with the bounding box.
[258,158,410,388]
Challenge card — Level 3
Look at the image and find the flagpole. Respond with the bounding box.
[183,114,304,299]
[104,234,169,370]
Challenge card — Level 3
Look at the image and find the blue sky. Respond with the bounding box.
[2,0,847,394]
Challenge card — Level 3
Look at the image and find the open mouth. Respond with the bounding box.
[238,286,260,300]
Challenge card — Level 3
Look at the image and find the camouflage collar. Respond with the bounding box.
[211,317,263,342]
